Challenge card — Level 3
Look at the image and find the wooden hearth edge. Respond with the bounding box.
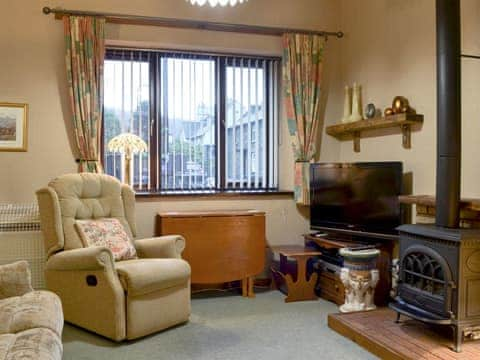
[328,312,406,360]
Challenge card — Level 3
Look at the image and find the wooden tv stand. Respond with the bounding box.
[304,231,395,306]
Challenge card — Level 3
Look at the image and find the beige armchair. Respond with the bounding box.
[36,173,191,341]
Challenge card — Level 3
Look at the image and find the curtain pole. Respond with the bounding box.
[42,6,344,39]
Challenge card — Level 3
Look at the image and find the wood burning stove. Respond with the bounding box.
[391,225,480,352]
[390,0,480,352]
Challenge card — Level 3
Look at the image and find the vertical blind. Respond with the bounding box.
[103,48,279,192]
[160,53,217,190]
[104,50,151,189]
[224,57,279,189]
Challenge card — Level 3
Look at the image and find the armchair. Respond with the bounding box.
[0,261,63,360]
[36,173,191,341]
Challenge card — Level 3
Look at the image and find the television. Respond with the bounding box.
[310,162,403,236]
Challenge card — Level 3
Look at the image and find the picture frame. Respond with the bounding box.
[0,103,28,152]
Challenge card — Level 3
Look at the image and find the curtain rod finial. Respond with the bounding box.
[42,7,52,15]
[337,31,344,38]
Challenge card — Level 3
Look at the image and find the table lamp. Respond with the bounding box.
[107,133,148,186]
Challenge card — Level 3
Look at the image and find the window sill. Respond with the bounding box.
[135,190,294,200]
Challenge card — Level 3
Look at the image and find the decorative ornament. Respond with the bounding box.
[187,0,248,6]
[108,133,148,186]
[365,103,376,119]
[392,96,410,114]
[338,248,381,313]
[384,107,394,117]
[349,82,363,122]
[390,259,400,298]
[342,85,352,123]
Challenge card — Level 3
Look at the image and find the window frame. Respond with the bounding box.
[102,48,281,194]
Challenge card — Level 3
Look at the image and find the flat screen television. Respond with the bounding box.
[310,162,403,236]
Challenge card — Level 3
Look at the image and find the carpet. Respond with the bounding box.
[62,290,377,360]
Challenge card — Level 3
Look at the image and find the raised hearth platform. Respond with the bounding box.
[328,308,480,360]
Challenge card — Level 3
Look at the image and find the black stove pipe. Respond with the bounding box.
[435,0,461,228]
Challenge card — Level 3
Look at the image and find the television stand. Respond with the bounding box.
[304,231,394,306]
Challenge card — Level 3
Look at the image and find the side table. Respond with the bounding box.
[270,246,322,302]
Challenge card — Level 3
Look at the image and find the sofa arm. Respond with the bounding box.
[46,247,115,271]
[134,235,186,259]
[0,261,34,299]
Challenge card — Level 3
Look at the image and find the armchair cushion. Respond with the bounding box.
[0,328,63,360]
[0,261,33,300]
[48,173,135,250]
[116,259,191,297]
[75,218,137,261]
[0,291,63,337]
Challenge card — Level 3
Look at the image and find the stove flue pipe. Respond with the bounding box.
[436,0,461,228]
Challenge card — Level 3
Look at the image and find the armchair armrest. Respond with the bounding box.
[134,235,186,259]
[46,247,115,271]
[0,261,33,299]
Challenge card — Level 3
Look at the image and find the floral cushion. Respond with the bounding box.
[75,218,137,261]
[0,261,33,300]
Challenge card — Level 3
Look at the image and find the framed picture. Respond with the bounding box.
[0,103,28,152]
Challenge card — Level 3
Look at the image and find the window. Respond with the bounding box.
[103,49,279,193]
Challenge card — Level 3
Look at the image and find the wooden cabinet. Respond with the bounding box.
[156,210,266,297]
[317,269,345,305]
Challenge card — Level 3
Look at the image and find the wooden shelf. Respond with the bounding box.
[326,113,424,152]
[399,195,480,228]
[399,195,480,211]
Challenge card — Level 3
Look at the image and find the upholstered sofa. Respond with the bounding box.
[36,173,191,341]
[0,261,63,360]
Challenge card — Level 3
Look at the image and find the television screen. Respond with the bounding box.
[310,162,403,235]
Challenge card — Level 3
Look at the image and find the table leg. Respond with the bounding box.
[284,255,318,303]
[242,278,248,297]
[247,276,255,298]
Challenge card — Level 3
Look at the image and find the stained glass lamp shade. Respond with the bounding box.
[107,133,148,186]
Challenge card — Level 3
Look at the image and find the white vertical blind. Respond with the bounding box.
[246,59,252,189]
[261,59,267,188]
[254,59,260,188]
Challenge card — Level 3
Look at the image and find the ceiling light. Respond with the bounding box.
[187,0,248,7]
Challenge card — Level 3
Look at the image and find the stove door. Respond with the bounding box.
[398,245,454,318]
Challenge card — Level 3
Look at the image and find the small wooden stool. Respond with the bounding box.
[270,246,322,302]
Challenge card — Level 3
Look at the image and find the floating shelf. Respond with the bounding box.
[326,113,424,152]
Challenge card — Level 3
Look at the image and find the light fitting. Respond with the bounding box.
[107,133,147,186]
[187,0,248,7]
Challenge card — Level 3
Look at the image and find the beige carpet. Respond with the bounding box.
[62,290,377,360]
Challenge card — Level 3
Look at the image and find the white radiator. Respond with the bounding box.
[0,204,45,289]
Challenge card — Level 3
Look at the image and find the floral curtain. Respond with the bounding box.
[64,16,105,173]
[283,33,326,205]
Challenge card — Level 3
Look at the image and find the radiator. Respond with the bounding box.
[0,204,45,289]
